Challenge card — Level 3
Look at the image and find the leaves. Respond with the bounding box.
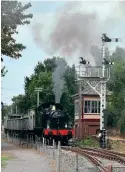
[107,47,125,133]
[1,1,33,77]
[10,57,78,121]
[1,66,8,77]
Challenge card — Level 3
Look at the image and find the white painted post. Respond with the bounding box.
[36,136,38,150]
[30,135,31,147]
[12,133,13,143]
[15,134,17,144]
[35,135,37,150]
[53,139,55,159]
[56,141,61,172]
[39,138,41,152]
[45,138,46,151]
[40,139,42,153]
[17,134,19,145]
[26,135,28,148]
[32,135,33,147]
[43,137,45,151]
[19,134,20,145]
[75,153,78,172]
[7,132,8,142]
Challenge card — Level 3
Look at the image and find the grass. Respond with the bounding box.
[1,155,10,168]
[74,136,99,148]
[1,153,14,168]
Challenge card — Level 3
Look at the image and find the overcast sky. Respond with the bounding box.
[2,1,125,105]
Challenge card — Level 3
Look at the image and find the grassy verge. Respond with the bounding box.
[1,153,14,168]
[1,156,10,168]
[74,136,99,148]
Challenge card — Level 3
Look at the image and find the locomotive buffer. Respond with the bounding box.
[76,33,121,148]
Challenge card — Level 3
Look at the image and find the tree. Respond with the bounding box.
[119,110,125,135]
[107,47,125,133]
[1,1,33,76]
[10,57,78,123]
[111,47,125,61]
[60,65,78,121]
[24,58,56,110]
[1,102,11,122]
[11,94,30,114]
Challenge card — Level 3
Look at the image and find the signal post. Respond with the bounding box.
[76,34,121,148]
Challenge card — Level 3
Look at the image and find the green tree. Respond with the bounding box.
[10,57,78,123]
[1,102,11,122]
[119,110,125,135]
[24,58,56,110]
[107,47,125,133]
[60,65,78,121]
[1,1,33,76]
[11,94,29,114]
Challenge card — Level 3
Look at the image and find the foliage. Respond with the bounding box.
[60,65,78,121]
[7,46,125,134]
[74,136,99,148]
[107,47,125,133]
[11,94,30,114]
[118,109,125,134]
[1,1,33,77]
[1,153,13,168]
[10,57,78,121]
[24,58,56,110]
[1,103,11,122]
[1,66,8,77]
[1,156,10,168]
[3,46,125,134]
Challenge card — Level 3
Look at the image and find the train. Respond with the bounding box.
[4,102,74,145]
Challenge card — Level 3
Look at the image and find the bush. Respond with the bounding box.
[74,136,99,148]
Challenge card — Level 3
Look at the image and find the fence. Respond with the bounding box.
[5,133,125,172]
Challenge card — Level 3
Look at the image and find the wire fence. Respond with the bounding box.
[5,133,125,172]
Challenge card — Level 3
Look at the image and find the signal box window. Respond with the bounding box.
[75,101,79,114]
[84,100,100,114]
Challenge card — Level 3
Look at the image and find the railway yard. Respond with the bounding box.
[1,133,125,172]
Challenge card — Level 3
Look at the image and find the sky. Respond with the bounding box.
[1,1,125,105]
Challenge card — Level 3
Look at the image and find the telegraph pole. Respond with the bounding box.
[15,99,18,114]
[34,88,42,107]
[11,106,13,114]
[16,105,18,114]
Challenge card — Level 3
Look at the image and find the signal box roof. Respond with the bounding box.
[72,84,112,98]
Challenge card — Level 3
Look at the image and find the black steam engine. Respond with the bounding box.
[4,103,74,145]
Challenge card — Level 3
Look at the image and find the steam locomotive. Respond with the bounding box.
[4,103,74,145]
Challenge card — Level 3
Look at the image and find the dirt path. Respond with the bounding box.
[1,141,53,172]
[109,136,125,141]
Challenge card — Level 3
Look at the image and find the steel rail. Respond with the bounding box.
[62,147,108,172]
[79,147,125,165]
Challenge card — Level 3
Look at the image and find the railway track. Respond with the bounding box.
[62,147,110,172]
[62,146,125,171]
[79,147,125,165]
[79,147,125,158]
